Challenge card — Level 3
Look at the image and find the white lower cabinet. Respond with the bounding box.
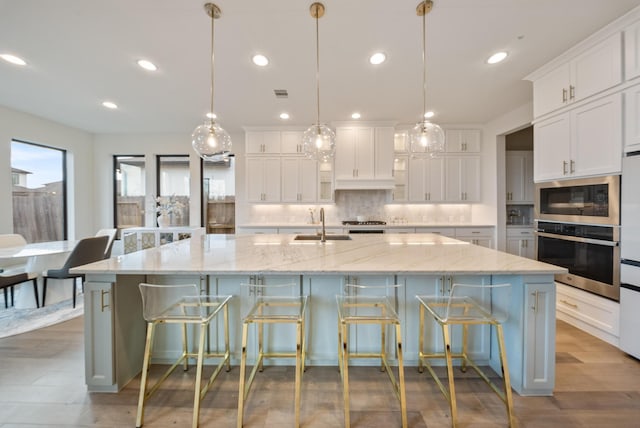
[84,276,147,392]
[523,281,555,393]
[555,282,620,346]
[506,227,535,259]
[455,227,494,248]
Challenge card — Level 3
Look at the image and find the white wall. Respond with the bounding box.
[0,106,94,239]
[480,102,534,250]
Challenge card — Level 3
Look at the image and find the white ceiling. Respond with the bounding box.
[1,0,640,135]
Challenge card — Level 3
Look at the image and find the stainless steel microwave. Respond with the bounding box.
[535,175,620,225]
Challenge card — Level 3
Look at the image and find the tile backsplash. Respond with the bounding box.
[246,190,473,224]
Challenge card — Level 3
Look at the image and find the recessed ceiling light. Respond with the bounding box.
[279,112,290,120]
[369,52,386,65]
[424,111,435,118]
[351,112,361,119]
[102,101,118,110]
[206,112,217,119]
[137,59,158,71]
[0,54,27,66]
[487,51,508,64]
[252,54,269,66]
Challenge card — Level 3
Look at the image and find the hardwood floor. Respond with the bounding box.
[0,317,639,427]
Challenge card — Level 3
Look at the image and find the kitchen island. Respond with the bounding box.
[73,233,565,396]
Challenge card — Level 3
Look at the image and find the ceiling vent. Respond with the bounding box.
[274,89,288,99]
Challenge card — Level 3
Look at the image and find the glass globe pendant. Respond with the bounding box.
[409,119,445,157]
[410,0,445,158]
[303,2,335,162]
[192,119,232,161]
[192,3,232,160]
[302,123,335,162]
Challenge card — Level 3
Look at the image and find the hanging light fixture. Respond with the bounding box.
[302,2,336,162]
[409,0,445,157]
[192,3,232,162]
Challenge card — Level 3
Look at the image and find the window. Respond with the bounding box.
[114,155,146,230]
[156,155,190,227]
[202,156,236,233]
[11,140,67,243]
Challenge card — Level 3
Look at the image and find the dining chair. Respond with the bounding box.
[0,234,40,308]
[95,228,117,258]
[41,235,109,308]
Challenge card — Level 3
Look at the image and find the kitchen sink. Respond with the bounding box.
[294,234,352,241]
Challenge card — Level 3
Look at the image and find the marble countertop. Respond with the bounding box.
[72,233,565,276]
[239,223,494,228]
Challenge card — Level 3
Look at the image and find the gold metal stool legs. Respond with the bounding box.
[237,297,307,428]
[338,312,408,428]
[136,303,231,428]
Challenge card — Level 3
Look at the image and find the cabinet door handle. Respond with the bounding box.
[427,192,431,201]
[563,160,568,175]
[562,88,568,103]
[531,290,539,312]
[569,85,575,100]
[100,289,110,312]
[560,299,578,309]
[570,160,575,173]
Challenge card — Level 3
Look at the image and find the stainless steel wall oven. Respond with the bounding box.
[535,175,621,301]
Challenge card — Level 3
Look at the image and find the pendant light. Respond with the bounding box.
[302,2,336,162]
[409,0,445,157]
[192,3,232,162]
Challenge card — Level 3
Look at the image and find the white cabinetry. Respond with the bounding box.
[624,84,640,153]
[281,158,317,203]
[246,157,281,202]
[246,131,281,154]
[445,129,481,153]
[334,126,394,189]
[534,93,622,181]
[625,20,640,81]
[280,131,304,154]
[392,155,408,202]
[445,156,481,202]
[455,227,493,248]
[556,282,620,346]
[506,227,535,259]
[532,33,622,118]
[408,156,445,202]
[523,282,555,392]
[505,151,534,204]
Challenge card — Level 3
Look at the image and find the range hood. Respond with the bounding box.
[334,177,395,190]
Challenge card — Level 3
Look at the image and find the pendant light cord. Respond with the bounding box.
[210,11,215,122]
[422,0,427,121]
[315,10,321,127]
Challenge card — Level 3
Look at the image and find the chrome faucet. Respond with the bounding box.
[320,207,326,242]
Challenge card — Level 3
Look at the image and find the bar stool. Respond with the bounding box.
[237,282,308,428]
[136,283,231,428]
[337,283,407,428]
[416,283,514,427]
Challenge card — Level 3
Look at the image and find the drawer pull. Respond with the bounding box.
[560,299,578,309]
[100,289,111,312]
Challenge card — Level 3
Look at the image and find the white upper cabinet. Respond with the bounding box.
[445,129,481,153]
[624,83,640,153]
[280,131,304,155]
[246,157,281,202]
[445,155,481,202]
[625,19,640,81]
[534,93,622,182]
[334,126,394,189]
[246,131,281,154]
[281,158,317,203]
[506,151,534,204]
[408,156,445,202]
[532,33,622,118]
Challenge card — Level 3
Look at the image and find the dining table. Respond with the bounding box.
[0,240,76,308]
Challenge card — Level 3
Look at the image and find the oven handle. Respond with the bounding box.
[534,231,619,247]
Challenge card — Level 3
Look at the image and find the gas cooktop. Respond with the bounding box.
[342,220,387,226]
